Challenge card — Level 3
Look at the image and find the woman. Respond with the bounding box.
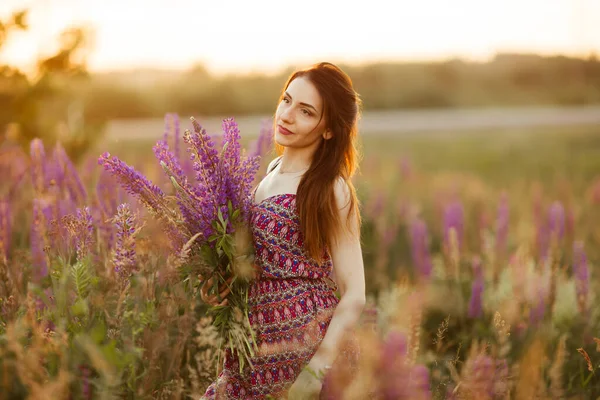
[201,62,366,399]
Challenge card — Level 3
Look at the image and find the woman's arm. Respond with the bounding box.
[307,178,366,374]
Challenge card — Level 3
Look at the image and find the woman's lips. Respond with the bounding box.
[277,125,294,135]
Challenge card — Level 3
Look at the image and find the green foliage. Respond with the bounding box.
[0,9,105,163]
[79,54,600,121]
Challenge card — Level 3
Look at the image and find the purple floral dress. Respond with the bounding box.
[201,191,343,399]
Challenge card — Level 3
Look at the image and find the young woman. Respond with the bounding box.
[201,62,366,399]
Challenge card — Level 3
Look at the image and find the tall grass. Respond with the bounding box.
[1,124,599,398]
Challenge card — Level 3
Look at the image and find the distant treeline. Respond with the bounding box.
[82,53,600,121]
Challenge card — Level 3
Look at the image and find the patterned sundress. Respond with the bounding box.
[201,191,342,399]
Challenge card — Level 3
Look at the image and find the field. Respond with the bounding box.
[1,117,600,399]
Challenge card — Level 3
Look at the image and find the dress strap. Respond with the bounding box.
[268,156,283,174]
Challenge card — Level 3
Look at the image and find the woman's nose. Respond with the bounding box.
[280,106,293,123]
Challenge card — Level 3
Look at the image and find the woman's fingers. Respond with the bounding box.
[199,275,232,306]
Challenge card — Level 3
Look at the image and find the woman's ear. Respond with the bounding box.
[323,130,333,140]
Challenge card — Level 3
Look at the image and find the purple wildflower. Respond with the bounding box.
[113,203,137,280]
[466,354,496,397]
[468,257,484,318]
[29,138,47,194]
[379,331,431,399]
[410,218,433,280]
[573,241,589,315]
[529,284,546,326]
[0,199,11,263]
[31,198,52,281]
[495,192,509,257]
[248,118,273,159]
[238,155,261,221]
[53,142,87,205]
[548,201,565,241]
[78,364,92,399]
[409,365,431,399]
[98,152,168,219]
[95,170,127,249]
[75,207,94,260]
[98,152,185,250]
[443,200,464,249]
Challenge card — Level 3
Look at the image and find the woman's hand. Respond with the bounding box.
[286,368,323,400]
[199,275,232,307]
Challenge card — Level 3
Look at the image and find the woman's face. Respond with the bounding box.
[274,76,331,150]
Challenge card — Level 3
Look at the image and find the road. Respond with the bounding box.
[105,105,600,141]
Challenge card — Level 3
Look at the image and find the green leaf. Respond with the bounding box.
[71,298,89,317]
[71,259,92,300]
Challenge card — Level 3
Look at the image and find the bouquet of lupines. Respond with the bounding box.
[98,115,271,372]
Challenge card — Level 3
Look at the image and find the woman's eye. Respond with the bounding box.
[302,109,311,116]
[282,97,290,103]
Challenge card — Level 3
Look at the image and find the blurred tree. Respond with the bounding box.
[0,10,104,162]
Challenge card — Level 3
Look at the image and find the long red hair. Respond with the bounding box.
[273,62,362,261]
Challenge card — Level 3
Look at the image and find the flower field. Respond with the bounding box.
[0,117,599,399]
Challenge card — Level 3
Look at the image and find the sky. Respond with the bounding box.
[1,0,598,76]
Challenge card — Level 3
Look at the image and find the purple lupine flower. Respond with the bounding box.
[184,120,222,230]
[53,142,87,205]
[45,149,65,195]
[380,331,409,399]
[468,257,484,318]
[78,364,92,399]
[155,139,211,237]
[98,152,185,250]
[220,118,243,215]
[153,139,187,184]
[467,354,496,397]
[30,138,47,193]
[548,201,565,241]
[0,199,11,263]
[409,364,431,399]
[98,152,168,218]
[113,203,137,279]
[379,331,432,399]
[221,118,242,173]
[495,192,509,257]
[248,118,273,159]
[537,222,550,261]
[573,241,589,315]
[410,218,433,280]
[96,170,120,218]
[95,170,127,250]
[75,207,94,260]
[31,198,52,281]
[529,284,546,325]
[238,155,261,221]
[443,200,464,249]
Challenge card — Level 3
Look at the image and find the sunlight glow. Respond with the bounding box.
[1,0,598,75]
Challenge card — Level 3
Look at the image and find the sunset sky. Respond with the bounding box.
[1,0,598,76]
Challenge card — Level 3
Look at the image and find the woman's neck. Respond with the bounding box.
[278,149,313,174]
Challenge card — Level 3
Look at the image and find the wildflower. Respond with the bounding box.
[572,241,589,315]
[468,257,484,318]
[443,200,464,249]
[409,218,433,280]
[0,199,11,263]
[112,203,138,280]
